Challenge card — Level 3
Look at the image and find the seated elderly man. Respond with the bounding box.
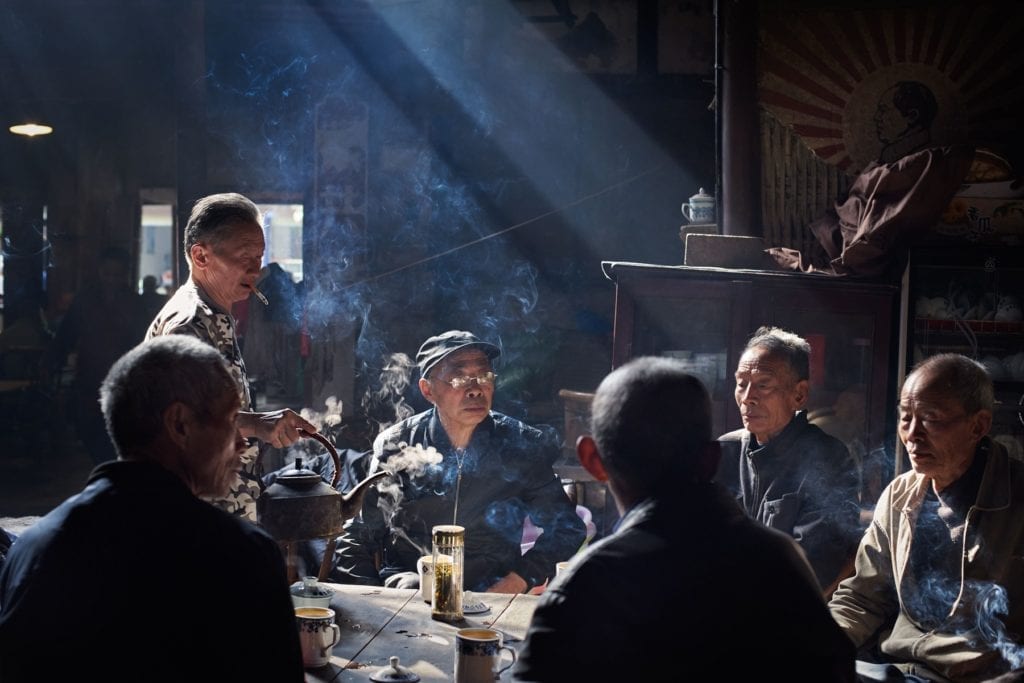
[512,357,855,682]
[830,354,1024,683]
[0,336,303,681]
[332,329,586,594]
[717,326,862,593]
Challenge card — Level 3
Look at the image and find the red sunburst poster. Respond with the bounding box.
[759,1,1024,174]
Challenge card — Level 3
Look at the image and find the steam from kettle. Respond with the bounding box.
[373,443,444,556]
[378,443,443,477]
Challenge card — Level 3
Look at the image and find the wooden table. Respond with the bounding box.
[305,584,538,682]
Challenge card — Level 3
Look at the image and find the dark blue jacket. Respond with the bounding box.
[717,411,862,590]
[331,409,586,591]
[513,484,856,682]
[0,460,303,682]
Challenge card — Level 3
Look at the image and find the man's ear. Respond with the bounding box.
[969,410,993,443]
[576,435,608,483]
[418,376,435,405]
[792,379,810,409]
[695,440,721,483]
[163,401,192,450]
[189,243,209,269]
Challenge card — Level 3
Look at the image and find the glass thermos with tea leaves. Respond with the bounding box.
[431,524,465,622]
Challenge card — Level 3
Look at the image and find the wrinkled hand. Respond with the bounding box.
[383,571,420,590]
[484,572,529,595]
[242,408,318,448]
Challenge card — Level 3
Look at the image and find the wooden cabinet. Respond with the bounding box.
[901,246,1024,471]
[602,261,902,503]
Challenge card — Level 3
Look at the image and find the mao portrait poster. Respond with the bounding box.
[757,1,1024,176]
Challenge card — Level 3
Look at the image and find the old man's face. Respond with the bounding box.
[193,221,265,307]
[734,346,807,444]
[420,347,495,436]
[898,366,990,491]
[185,391,247,498]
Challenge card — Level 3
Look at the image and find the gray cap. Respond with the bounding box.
[416,330,500,379]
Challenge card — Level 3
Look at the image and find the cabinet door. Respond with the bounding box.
[907,248,1024,466]
[612,276,751,438]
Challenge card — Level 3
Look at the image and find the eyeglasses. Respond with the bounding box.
[435,372,498,390]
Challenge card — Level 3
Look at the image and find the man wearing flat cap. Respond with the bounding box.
[331,330,586,594]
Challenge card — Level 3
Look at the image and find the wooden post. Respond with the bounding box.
[719,0,761,237]
[173,0,208,287]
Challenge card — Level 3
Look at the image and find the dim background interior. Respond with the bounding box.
[2,0,1024,519]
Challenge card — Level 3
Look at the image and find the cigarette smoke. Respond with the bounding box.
[361,352,416,435]
[974,582,1024,669]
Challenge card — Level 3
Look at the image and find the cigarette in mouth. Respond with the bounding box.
[251,285,269,305]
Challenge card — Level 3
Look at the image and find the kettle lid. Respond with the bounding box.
[274,457,323,489]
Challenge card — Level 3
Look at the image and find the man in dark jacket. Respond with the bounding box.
[512,356,855,682]
[331,329,586,594]
[0,336,303,682]
[717,326,862,593]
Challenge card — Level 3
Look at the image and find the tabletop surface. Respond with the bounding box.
[305,583,538,682]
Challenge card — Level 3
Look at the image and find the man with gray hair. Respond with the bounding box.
[717,325,861,594]
[830,353,1024,682]
[513,357,855,682]
[0,336,303,681]
[147,192,316,521]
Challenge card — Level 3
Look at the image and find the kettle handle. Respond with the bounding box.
[298,429,342,488]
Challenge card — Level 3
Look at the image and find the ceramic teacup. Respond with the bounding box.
[417,554,434,603]
[454,627,517,683]
[295,606,340,669]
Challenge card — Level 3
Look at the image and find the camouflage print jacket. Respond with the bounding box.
[145,279,261,521]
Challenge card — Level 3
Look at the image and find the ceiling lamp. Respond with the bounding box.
[9,123,53,137]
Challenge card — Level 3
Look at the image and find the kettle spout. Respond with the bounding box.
[340,470,391,521]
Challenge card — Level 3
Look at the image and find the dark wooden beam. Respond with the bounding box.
[719,0,760,237]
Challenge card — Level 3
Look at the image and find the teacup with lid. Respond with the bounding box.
[681,187,715,224]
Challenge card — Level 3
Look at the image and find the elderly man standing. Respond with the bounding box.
[717,326,862,593]
[147,193,316,521]
[0,336,303,681]
[332,329,586,594]
[830,354,1024,683]
[512,357,855,682]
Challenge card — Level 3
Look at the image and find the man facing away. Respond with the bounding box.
[512,356,855,682]
[146,192,316,521]
[331,329,586,594]
[717,325,862,594]
[830,354,1024,683]
[0,336,303,682]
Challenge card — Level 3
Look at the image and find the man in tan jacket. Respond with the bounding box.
[830,353,1024,682]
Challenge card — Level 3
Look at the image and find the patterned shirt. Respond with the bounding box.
[145,279,262,521]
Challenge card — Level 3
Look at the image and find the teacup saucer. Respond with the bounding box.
[462,594,489,614]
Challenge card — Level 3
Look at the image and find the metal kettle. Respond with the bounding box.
[256,429,389,580]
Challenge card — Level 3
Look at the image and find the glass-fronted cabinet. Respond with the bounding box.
[602,261,901,505]
[903,247,1024,470]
